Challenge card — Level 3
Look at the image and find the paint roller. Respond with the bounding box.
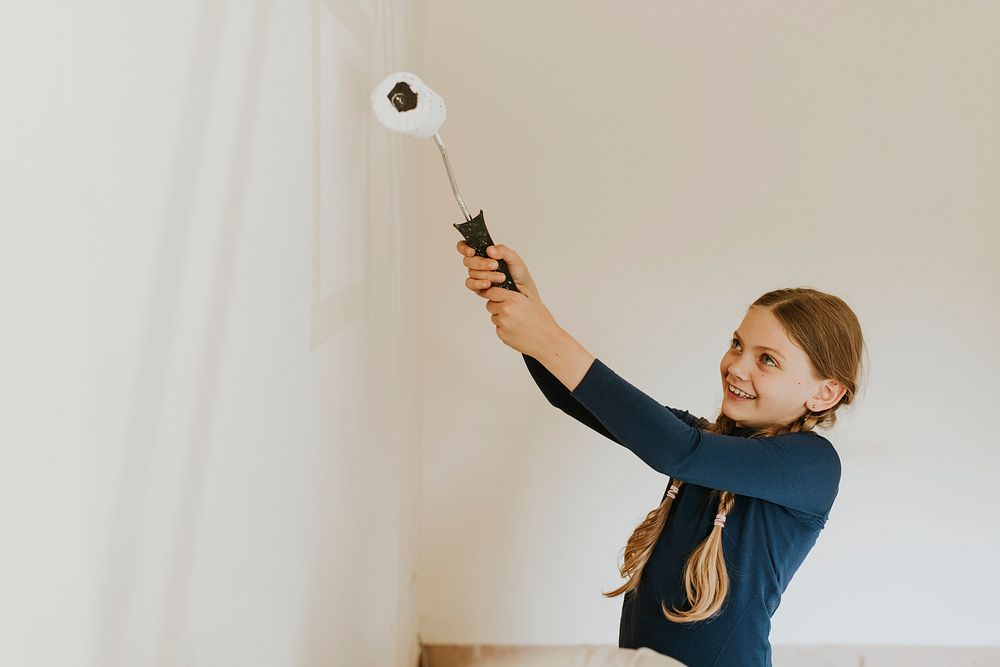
[370,71,519,293]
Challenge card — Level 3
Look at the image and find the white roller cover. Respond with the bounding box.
[371,71,446,138]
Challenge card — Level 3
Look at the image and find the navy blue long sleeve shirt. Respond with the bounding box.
[522,353,841,667]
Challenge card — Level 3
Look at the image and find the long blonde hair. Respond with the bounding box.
[601,288,866,622]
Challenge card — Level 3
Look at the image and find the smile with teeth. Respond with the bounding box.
[728,384,756,399]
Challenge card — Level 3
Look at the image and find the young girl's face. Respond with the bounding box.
[719,306,844,428]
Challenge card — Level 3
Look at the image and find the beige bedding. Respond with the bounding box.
[462,645,686,667]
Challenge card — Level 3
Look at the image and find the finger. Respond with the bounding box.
[468,268,507,283]
[467,277,504,292]
[464,254,499,271]
[486,244,524,269]
[456,240,474,256]
[484,286,514,302]
[466,277,494,292]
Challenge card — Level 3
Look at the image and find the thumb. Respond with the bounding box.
[487,244,538,297]
[487,243,525,269]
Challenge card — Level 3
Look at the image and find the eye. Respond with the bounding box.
[729,338,778,367]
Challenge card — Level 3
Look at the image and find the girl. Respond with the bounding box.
[455,240,865,667]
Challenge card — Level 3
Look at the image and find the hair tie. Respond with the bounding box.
[713,513,727,528]
[666,484,680,500]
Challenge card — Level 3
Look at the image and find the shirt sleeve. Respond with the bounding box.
[524,353,704,441]
[566,357,842,518]
[523,353,623,442]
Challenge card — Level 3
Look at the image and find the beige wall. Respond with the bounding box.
[4,2,999,664]
[419,0,1000,649]
[1,0,425,665]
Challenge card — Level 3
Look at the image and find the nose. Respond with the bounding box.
[728,360,751,383]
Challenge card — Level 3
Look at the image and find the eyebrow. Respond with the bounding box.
[733,331,785,360]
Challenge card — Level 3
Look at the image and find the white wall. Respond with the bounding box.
[419,0,1000,649]
[5,2,999,664]
[1,0,425,665]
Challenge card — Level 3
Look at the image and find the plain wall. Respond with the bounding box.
[4,1,1000,664]
[419,0,1000,648]
[1,0,425,665]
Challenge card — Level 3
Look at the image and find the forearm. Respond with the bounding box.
[522,351,624,444]
[535,327,597,392]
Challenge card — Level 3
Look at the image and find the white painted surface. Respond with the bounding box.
[0,0,425,665]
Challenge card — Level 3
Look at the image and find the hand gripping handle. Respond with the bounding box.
[453,210,520,293]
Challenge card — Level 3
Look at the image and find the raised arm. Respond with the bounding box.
[566,358,841,519]
[523,353,622,442]
[523,353,706,444]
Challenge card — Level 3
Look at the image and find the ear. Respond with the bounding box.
[810,379,846,410]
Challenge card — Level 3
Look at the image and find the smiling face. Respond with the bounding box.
[719,306,845,428]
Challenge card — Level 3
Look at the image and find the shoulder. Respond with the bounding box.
[777,430,842,482]
[767,430,842,519]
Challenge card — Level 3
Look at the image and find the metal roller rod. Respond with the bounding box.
[433,132,472,222]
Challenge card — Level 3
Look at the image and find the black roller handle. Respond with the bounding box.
[453,209,520,293]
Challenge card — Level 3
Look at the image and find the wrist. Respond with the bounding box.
[537,327,596,392]
[533,323,561,357]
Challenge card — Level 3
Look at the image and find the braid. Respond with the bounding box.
[600,480,681,598]
[606,404,842,623]
[602,287,865,624]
